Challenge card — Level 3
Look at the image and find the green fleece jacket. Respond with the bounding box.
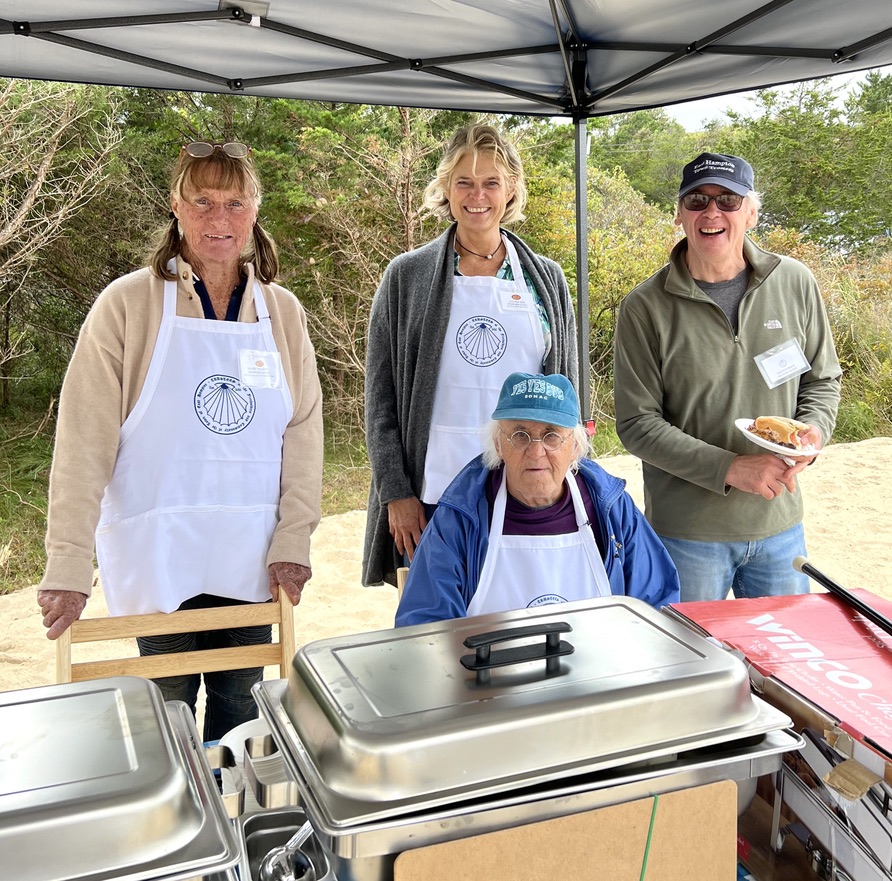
[614,237,841,542]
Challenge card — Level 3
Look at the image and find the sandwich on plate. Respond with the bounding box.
[747,416,809,450]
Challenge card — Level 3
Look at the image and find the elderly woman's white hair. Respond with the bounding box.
[481,420,591,471]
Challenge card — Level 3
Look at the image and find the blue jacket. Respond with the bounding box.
[395,456,680,626]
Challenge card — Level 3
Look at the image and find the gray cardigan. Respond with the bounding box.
[362,224,579,586]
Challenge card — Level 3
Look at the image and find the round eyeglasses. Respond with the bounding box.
[501,429,570,452]
[681,191,744,212]
[183,142,251,159]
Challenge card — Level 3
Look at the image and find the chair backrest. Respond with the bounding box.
[55,594,295,684]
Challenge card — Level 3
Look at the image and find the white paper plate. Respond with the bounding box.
[734,418,821,458]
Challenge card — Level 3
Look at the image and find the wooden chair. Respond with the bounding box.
[396,566,409,599]
[55,594,295,684]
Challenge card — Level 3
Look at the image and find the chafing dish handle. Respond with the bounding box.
[460,622,574,684]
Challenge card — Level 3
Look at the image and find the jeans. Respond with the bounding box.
[658,522,810,603]
[137,593,272,742]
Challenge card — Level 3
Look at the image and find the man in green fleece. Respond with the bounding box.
[613,152,841,602]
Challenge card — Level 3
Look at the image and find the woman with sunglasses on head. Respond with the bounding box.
[363,123,578,591]
[37,141,323,741]
[395,372,679,626]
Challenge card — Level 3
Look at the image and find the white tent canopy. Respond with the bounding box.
[3,0,892,117]
[3,0,892,412]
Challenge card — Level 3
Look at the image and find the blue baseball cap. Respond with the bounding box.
[679,152,754,197]
[491,372,579,429]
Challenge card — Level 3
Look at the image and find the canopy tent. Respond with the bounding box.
[4,0,892,117]
[3,0,892,412]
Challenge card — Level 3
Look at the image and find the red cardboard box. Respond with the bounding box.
[667,591,892,783]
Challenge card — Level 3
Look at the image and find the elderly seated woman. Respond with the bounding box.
[395,372,680,626]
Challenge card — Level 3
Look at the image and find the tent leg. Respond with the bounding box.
[574,116,590,420]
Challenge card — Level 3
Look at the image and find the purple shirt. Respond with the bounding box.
[486,468,606,556]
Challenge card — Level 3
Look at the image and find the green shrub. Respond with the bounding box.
[753,227,892,442]
[0,411,53,594]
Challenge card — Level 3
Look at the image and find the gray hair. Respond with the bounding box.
[746,190,763,212]
[481,420,591,471]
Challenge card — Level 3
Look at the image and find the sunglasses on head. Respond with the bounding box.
[681,191,744,212]
[183,142,251,159]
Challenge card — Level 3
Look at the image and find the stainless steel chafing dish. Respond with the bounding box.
[0,676,240,881]
[254,596,802,881]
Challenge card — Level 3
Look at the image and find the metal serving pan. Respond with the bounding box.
[257,675,800,881]
[0,677,240,881]
[256,677,791,825]
[275,597,767,803]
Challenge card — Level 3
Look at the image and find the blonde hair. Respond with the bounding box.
[423,124,527,224]
[149,147,279,283]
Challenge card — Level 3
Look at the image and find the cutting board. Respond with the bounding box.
[393,780,737,881]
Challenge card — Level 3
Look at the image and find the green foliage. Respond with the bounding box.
[754,226,892,440]
[588,109,698,208]
[0,407,53,594]
[846,71,892,118]
[709,79,892,252]
[285,106,460,437]
[1,80,122,407]
[5,80,892,594]
[321,439,371,517]
[586,167,678,414]
[511,120,577,285]
[588,421,625,458]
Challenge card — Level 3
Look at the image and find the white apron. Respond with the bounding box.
[421,236,546,504]
[466,472,612,617]
[95,271,292,616]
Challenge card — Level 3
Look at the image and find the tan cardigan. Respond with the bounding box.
[40,256,324,597]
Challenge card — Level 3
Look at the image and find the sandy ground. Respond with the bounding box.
[3,437,890,695]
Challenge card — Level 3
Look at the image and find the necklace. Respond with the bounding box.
[455,234,504,261]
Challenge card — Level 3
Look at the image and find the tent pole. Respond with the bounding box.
[573,116,590,420]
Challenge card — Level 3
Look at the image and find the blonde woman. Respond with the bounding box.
[363,124,577,587]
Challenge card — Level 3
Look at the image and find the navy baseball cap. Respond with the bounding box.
[491,372,579,429]
[679,152,754,197]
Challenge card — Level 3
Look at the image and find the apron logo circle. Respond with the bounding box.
[456,315,508,367]
[194,374,256,434]
[527,594,568,607]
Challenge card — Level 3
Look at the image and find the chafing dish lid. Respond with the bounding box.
[0,676,238,881]
[279,597,760,802]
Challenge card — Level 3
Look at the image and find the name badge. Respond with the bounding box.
[501,288,533,312]
[754,338,810,390]
[239,348,283,389]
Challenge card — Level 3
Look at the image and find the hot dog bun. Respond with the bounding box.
[748,416,809,449]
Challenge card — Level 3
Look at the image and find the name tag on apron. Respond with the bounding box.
[239,348,284,389]
[753,338,810,389]
[501,288,534,312]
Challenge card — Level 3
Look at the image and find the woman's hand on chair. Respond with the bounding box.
[387,496,428,562]
[37,589,88,640]
[268,561,312,604]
